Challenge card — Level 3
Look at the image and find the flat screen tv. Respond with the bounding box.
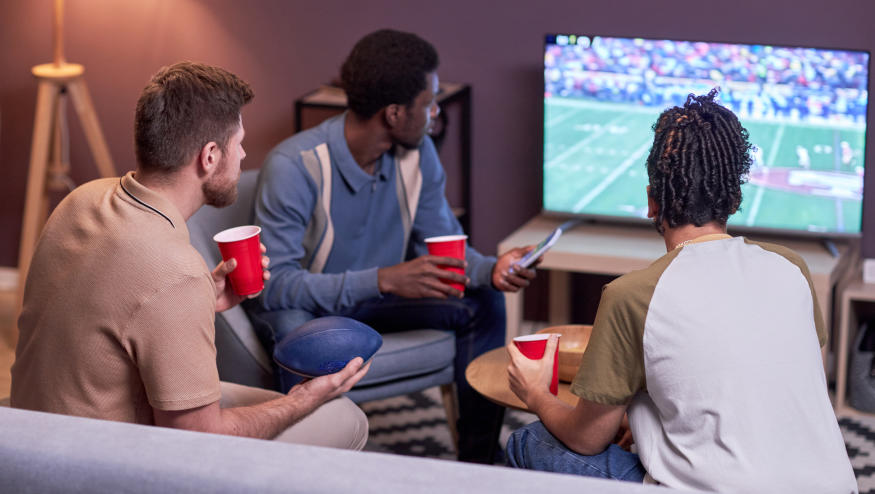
[543,34,870,237]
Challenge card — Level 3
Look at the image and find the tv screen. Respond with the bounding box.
[543,34,870,236]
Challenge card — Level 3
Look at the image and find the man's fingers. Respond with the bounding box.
[614,428,634,451]
[496,271,529,292]
[422,283,452,299]
[215,258,237,276]
[224,258,238,273]
[433,269,468,284]
[326,357,363,390]
[515,266,537,280]
[427,261,467,280]
[544,334,560,364]
[426,255,466,268]
[351,361,371,382]
[506,341,524,363]
[342,357,364,375]
[422,276,463,298]
[506,272,531,288]
[514,245,536,260]
[337,359,370,392]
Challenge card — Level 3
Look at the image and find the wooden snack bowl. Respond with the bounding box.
[536,324,593,382]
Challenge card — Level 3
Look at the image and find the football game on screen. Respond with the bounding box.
[543,35,870,236]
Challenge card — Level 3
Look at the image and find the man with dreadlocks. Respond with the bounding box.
[504,90,856,492]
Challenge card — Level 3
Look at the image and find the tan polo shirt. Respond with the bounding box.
[11,172,221,424]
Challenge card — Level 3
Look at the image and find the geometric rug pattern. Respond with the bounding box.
[363,386,875,492]
[840,415,875,494]
[362,386,537,462]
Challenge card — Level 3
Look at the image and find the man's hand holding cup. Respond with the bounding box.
[212,225,271,311]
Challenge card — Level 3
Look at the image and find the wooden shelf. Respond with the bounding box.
[833,265,875,416]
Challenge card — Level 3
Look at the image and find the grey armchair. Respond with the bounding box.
[186,169,459,446]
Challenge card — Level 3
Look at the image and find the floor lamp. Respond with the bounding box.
[14,0,115,345]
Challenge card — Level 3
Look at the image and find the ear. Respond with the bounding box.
[384,104,403,128]
[646,186,658,219]
[197,141,222,177]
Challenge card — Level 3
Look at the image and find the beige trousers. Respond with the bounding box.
[219,381,368,450]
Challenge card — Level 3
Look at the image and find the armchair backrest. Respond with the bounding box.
[186,169,274,389]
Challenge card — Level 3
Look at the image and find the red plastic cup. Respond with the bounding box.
[513,334,560,395]
[425,234,467,292]
[213,225,264,296]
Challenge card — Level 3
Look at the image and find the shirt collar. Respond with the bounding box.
[328,112,389,193]
[119,171,188,233]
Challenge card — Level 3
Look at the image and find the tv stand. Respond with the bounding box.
[822,238,841,259]
[498,215,854,344]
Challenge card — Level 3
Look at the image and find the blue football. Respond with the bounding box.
[273,316,383,377]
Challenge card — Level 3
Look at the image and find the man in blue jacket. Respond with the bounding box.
[254,29,537,463]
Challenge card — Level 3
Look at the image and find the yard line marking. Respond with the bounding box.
[546,113,631,170]
[835,198,844,232]
[546,107,583,127]
[572,141,651,213]
[746,124,786,226]
[746,185,765,226]
[766,124,785,167]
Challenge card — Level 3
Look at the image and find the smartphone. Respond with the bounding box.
[512,220,580,271]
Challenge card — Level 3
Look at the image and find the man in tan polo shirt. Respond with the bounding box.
[11,61,370,449]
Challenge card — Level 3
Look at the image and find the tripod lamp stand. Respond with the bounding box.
[15,0,115,343]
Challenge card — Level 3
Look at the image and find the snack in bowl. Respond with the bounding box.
[536,324,593,382]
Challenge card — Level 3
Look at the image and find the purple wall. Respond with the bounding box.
[1,0,874,267]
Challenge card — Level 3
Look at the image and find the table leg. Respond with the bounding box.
[549,271,571,325]
[835,295,853,411]
[504,291,522,344]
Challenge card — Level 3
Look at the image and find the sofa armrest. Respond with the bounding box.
[0,407,705,493]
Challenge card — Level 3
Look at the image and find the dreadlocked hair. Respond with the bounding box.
[645,88,753,234]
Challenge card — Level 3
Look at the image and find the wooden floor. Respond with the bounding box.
[0,289,15,398]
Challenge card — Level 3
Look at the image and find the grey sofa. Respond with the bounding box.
[0,406,706,493]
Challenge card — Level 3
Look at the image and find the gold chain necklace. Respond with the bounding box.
[672,239,695,250]
[672,233,732,251]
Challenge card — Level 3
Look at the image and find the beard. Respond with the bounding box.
[202,157,238,208]
[393,118,429,150]
[396,137,423,150]
[395,128,427,150]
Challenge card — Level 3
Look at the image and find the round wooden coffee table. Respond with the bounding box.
[465,347,579,412]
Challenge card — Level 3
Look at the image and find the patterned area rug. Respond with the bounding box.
[362,387,875,492]
[361,386,537,462]
[841,414,875,493]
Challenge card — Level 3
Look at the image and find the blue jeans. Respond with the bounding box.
[256,286,507,463]
[507,421,646,481]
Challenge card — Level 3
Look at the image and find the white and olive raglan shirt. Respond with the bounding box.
[572,235,856,493]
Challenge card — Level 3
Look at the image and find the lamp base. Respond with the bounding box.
[32,62,84,81]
